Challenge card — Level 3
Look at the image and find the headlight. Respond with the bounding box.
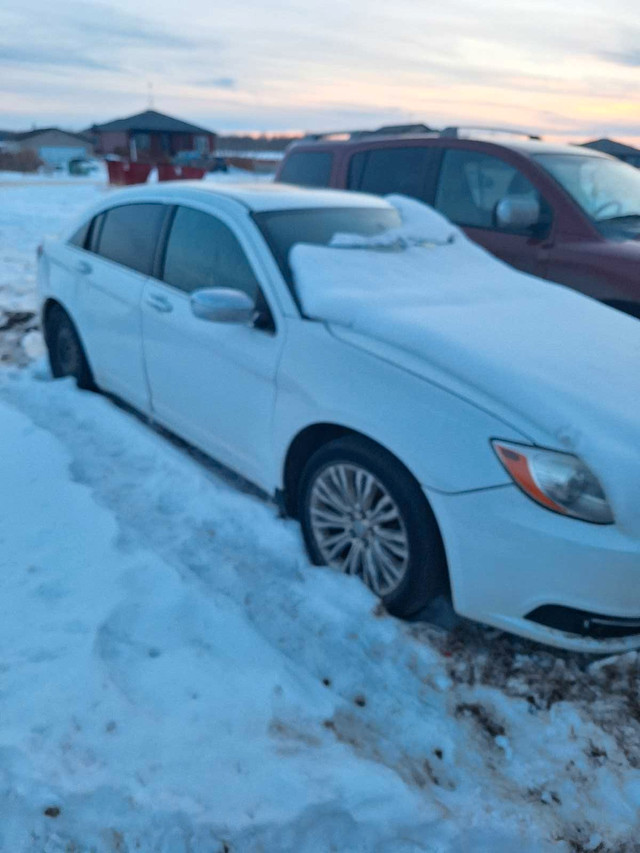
[492,441,614,525]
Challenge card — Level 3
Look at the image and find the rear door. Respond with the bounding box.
[141,203,284,487]
[76,203,168,410]
[433,148,552,277]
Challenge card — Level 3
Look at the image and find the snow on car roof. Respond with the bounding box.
[103,181,392,213]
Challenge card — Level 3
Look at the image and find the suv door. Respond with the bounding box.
[433,148,552,277]
[141,204,283,487]
[76,203,168,410]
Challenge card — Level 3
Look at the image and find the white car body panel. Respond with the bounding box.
[142,277,284,487]
[37,183,640,652]
[270,319,523,494]
[76,253,151,412]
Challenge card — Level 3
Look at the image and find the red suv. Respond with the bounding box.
[276,127,640,317]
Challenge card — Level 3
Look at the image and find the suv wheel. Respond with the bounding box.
[299,436,448,617]
[46,305,95,390]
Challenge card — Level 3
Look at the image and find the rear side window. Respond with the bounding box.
[96,204,166,275]
[348,147,437,201]
[435,149,548,230]
[279,151,333,187]
[162,206,259,298]
[69,219,91,249]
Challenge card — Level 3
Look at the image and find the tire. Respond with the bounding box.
[45,304,95,390]
[298,435,448,618]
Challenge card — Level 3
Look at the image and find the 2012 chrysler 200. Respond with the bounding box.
[37,182,640,652]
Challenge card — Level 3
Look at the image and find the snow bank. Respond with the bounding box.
[0,369,638,850]
[291,196,640,534]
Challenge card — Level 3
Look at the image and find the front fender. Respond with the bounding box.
[271,319,530,494]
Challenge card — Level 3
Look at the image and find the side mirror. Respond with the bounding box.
[190,288,255,324]
[495,196,541,230]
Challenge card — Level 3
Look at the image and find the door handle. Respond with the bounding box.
[146,293,173,313]
[76,260,92,275]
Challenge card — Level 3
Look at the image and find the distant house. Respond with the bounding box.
[89,109,216,161]
[2,128,93,166]
[581,138,640,167]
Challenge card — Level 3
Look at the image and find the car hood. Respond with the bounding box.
[290,197,640,532]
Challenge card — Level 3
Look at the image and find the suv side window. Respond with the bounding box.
[96,204,166,275]
[279,151,333,187]
[435,149,549,231]
[162,206,260,299]
[348,146,438,201]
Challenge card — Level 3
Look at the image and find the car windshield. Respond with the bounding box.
[253,206,401,287]
[535,153,640,226]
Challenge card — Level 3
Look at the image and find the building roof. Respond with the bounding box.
[7,127,91,143]
[90,109,214,135]
[90,181,391,213]
[581,138,640,157]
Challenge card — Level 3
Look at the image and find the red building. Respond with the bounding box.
[89,109,216,162]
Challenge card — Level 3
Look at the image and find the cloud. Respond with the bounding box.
[195,77,237,89]
[0,0,200,77]
[0,45,113,71]
[56,1,197,49]
[0,0,637,142]
[599,49,640,68]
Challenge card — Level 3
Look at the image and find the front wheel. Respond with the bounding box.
[298,436,448,617]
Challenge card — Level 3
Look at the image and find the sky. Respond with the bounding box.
[1,0,638,144]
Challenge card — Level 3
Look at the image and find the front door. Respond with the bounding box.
[141,204,283,487]
[433,148,552,278]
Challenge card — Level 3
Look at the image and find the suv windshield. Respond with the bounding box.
[254,206,401,287]
[536,153,640,234]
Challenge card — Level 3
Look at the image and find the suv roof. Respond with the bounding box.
[288,126,611,161]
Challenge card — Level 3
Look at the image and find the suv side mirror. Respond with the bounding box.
[190,288,255,324]
[495,196,541,231]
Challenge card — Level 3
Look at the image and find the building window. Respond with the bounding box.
[133,133,151,151]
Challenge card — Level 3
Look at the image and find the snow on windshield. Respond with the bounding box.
[290,194,532,324]
[328,195,458,249]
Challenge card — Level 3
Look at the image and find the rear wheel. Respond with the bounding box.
[45,305,95,390]
[299,435,448,617]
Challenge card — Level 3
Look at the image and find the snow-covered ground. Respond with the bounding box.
[0,178,639,852]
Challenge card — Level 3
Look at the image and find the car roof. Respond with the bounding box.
[106,181,392,212]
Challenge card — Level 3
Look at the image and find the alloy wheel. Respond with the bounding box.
[309,462,410,596]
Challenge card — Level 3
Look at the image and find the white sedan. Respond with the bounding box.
[37,182,640,652]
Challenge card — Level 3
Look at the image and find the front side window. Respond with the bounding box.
[163,206,259,298]
[435,149,548,231]
[279,151,333,187]
[96,204,166,275]
[348,146,437,201]
[535,153,640,227]
[69,219,91,248]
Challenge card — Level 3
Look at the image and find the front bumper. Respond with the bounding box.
[426,483,640,653]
